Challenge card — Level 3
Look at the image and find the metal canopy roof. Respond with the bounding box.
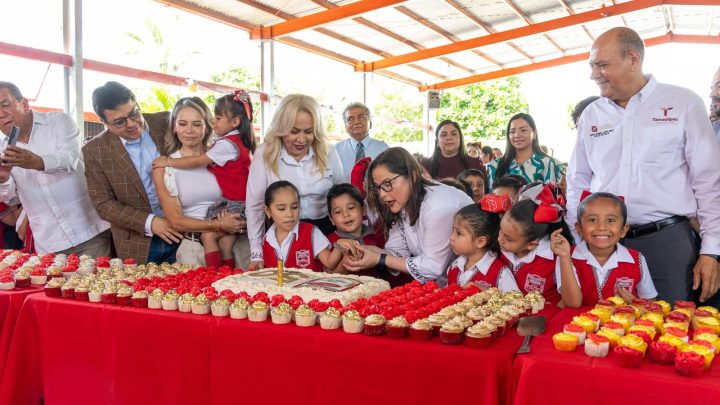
[158,0,720,90]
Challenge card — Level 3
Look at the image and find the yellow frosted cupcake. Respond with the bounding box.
[695,333,720,352]
[658,334,686,350]
[596,329,621,348]
[572,316,596,334]
[641,313,664,332]
[619,334,648,355]
[629,325,656,341]
[609,315,631,332]
[588,308,611,325]
[654,300,671,315]
[682,344,715,370]
[697,306,719,316]
[553,332,579,352]
[662,322,689,334]
[695,317,720,334]
[607,296,626,306]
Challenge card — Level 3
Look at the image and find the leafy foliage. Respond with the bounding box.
[371,90,424,143]
[437,77,527,142]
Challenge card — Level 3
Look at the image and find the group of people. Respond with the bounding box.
[1,27,719,307]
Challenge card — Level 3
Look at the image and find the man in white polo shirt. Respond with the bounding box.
[709,65,720,142]
[566,27,720,304]
[334,102,388,181]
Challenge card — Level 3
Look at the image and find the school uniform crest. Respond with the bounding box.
[295,249,311,268]
[614,277,635,292]
[524,273,546,293]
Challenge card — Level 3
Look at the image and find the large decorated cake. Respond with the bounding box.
[212,268,390,305]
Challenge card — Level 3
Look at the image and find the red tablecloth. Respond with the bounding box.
[0,286,42,380]
[512,307,720,405]
[1,294,525,405]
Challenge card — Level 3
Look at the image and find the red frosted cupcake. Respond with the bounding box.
[629,330,652,346]
[675,351,704,377]
[409,319,433,341]
[439,320,465,345]
[130,291,148,308]
[363,314,387,336]
[649,341,677,365]
[675,300,696,310]
[667,311,690,323]
[386,316,410,338]
[0,274,15,290]
[614,346,644,369]
[563,323,587,345]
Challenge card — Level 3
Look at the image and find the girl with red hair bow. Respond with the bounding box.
[446,194,519,292]
[498,182,574,306]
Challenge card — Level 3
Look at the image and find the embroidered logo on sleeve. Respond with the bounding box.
[589,124,614,138]
[651,107,679,124]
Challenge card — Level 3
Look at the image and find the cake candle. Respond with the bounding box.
[277,259,283,287]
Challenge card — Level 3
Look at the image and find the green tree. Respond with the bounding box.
[372,91,424,143]
[204,67,263,126]
[437,77,527,141]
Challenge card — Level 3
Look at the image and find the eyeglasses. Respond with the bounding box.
[370,174,402,193]
[345,114,368,124]
[110,105,142,128]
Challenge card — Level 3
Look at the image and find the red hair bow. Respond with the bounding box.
[580,190,625,202]
[479,193,512,214]
[520,183,566,223]
[232,89,252,121]
[351,157,372,198]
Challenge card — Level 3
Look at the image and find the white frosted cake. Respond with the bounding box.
[212,268,390,305]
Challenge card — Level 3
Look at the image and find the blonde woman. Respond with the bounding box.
[246,94,344,271]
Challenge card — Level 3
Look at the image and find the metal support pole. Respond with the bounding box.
[260,40,275,139]
[63,0,84,141]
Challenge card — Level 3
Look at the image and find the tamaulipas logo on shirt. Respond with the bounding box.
[652,107,679,123]
[589,124,614,138]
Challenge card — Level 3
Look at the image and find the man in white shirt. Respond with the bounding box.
[709,66,720,142]
[334,102,388,181]
[566,28,720,304]
[0,82,111,255]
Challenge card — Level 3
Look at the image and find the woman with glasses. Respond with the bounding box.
[486,113,563,190]
[245,94,344,271]
[151,97,245,267]
[421,120,487,191]
[343,147,473,284]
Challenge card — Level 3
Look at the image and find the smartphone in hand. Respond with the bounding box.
[2,127,20,164]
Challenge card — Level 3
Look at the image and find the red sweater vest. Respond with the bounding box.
[447,256,506,289]
[208,132,251,201]
[572,247,642,306]
[262,222,324,272]
[513,256,561,305]
[328,231,378,279]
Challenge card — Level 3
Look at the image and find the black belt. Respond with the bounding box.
[184,232,202,242]
[625,216,687,239]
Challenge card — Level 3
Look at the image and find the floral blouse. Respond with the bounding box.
[486,152,563,190]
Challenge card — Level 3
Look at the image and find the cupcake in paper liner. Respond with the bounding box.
[271,302,293,324]
[131,290,148,308]
[211,296,231,317]
[584,333,610,357]
[342,310,364,333]
[247,300,268,322]
[294,304,317,327]
[439,319,465,345]
[148,289,164,309]
[191,294,211,315]
[465,323,492,349]
[178,293,194,313]
[675,351,704,377]
[116,285,133,306]
[319,307,341,330]
[553,332,578,352]
[161,290,179,311]
[363,314,387,336]
[386,316,410,338]
[229,298,249,319]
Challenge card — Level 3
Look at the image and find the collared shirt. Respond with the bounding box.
[334,135,388,181]
[206,130,240,166]
[555,241,657,299]
[502,236,554,271]
[486,152,563,190]
[566,75,720,255]
[120,127,162,236]
[334,224,374,242]
[264,222,330,262]
[384,183,473,283]
[0,111,110,253]
[246,143,344,260]
[449,252,519,292]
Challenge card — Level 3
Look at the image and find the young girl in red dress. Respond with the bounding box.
[446,194,519,292]
[551,192,658,307]
[154,91,255,268]
[498,183,574,305]
[261,181,336,272]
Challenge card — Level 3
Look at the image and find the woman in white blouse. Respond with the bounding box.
[246,94,344,270]
[344,147,473,283]
[152,97,245,266]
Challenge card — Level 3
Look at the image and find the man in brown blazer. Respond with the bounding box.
[84,81,181,264]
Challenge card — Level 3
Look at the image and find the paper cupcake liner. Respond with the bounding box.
[101,293,116,304]
[61,289,75,299]
[191,303,211,315]
[675,360,704,377]
[408,328,432,341]
[88,292,102,303]
[44,286,61,297]
[116,296,132,306]
[15,278,30,288]
[148,298,162,309]
[584,342,609,357]
[386,326,409,339]
[465,335,492,349]
[565,331,586,345]
[161,300,178,311]
[73,291,89,301]
[247,309,268,322]
[439,330,463,345]
[319,317,341,330]
[271,312,292,324]
[30,276,48,285]
[295,314,316,327]
[229,307,248,319]
[342,318,364,334]
[212,306,230,317]
[131,297,148,308]
[649,347,676,365]
[363,322,386,336]
[178,302,192,313]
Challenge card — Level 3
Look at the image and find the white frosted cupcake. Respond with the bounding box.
[88,283,103,302]
[211,297,231,317]
[161,291,179,311]
[178,293,194,313]
[248,300,269,322]
[229,298,249,319]
[342,310,364,333]
[319,307,342,330]
[271,303,293,324]
[191,294,211,315]
[294,304,316,327]
[148,289,164,309]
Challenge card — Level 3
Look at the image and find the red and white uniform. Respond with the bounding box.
[206,130,251,201]
[262,222,330,272]
[502,237,561,305]
[446,252,519,292]
[555,241,657,306]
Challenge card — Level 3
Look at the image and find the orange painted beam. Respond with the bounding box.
[420,33,720,91]
[357,0,715,73]
[0,41,73,66]
[250,0,406,39]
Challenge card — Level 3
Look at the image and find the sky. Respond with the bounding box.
[1,0,718,161]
